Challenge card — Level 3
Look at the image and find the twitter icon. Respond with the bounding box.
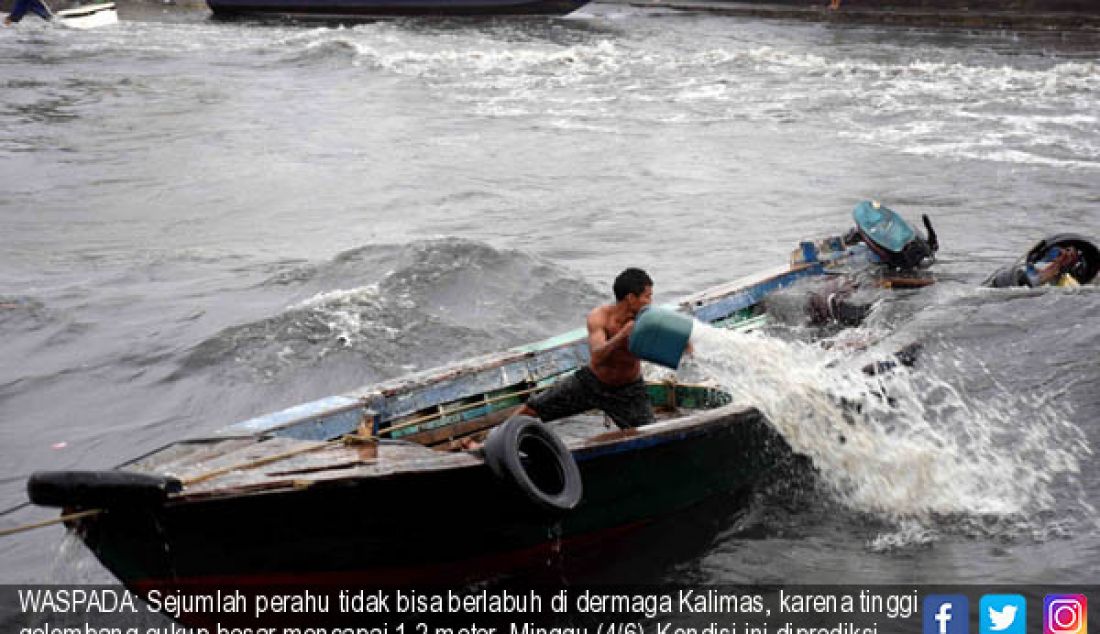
[982,595,1027,634]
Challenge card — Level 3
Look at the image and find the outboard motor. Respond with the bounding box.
[847,200,938,271]
[985,233,1100,288]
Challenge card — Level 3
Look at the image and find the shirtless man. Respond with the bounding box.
[456,268,656,451]
[517,267,657,429]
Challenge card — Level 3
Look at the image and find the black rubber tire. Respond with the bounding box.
[481,416,582,514]
[28,471,182,508]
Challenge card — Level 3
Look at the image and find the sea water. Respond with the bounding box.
[2,7,1099,583]
[689,323,1095,537]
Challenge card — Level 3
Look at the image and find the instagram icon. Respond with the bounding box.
[1045,595,1088,634]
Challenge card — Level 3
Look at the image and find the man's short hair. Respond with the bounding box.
[613,268,653,301]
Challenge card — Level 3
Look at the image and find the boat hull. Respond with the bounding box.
[206,0,590,18]
[75,408,784,587]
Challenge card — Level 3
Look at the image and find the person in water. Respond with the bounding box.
[518,267,658,429]
[985,246,1083,288]
[4,0,53,24]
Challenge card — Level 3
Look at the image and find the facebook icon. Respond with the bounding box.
[925,595,970,634]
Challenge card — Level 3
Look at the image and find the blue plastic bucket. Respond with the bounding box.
[628,306,694,369]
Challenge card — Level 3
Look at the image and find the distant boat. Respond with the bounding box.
[206,0,590,18]
[55,1,117,28]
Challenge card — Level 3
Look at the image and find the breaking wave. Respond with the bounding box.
[13,15,1096,169]
[240,24,1100,169]
[178,238,602,382]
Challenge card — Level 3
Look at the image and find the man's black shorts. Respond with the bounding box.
[526,366,655,429]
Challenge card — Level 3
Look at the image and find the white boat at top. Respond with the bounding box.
[54,2,117,28]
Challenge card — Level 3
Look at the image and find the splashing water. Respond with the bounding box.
[689,323,1094,536]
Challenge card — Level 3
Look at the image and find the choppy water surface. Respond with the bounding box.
[1,6,1099,584]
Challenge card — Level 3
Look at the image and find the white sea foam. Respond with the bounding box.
[322,30,1099,169]
[83,17,1087,170]
[32,17,1100,167]
[290,284,400,348]
[689,323,1093,531]
[868,520,938,552]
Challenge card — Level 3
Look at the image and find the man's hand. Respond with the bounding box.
[4,16,13,25]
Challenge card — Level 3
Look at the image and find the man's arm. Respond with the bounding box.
[587,309,632,368]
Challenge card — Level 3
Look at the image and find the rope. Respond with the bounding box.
[0,509,101,538]
[0,441,339,538]
[181,439,336,486]
[0,501,31,518]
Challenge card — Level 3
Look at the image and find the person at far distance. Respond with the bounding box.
[457,267,661,451]
[4,0,54,24]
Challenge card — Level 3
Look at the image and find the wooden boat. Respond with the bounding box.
[28,238,861,588]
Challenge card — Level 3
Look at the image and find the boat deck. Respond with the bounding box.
[129,406,714,500]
